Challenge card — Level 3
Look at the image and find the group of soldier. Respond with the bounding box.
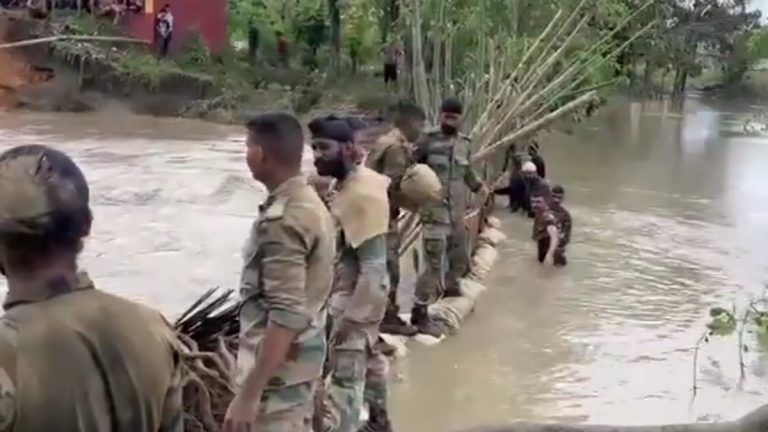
[501,140,572,267]
[0,97,488,432]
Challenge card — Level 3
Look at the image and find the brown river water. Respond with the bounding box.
[1,97,768,431]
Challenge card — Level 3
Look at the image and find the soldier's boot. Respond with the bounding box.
[379,305,418,337]
[410,305,444,338]
[443,277,463,298]
[359,406,393,432]
[374,336,398,357]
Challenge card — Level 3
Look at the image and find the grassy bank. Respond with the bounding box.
[37,14,401,123]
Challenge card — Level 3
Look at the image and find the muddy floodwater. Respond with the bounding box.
[2,97,768,431]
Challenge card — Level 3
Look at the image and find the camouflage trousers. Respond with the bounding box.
[385,220,400,309]
[414,221,471,305]
[257,381,316,432]
[319,320,389,432]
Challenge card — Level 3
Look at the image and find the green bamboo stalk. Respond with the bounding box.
[472,9,565,133]
[472,91,598,163]
[478,14,591,148]
[510,14,657,129]
[527,20,658,121]
[518,0,588,89]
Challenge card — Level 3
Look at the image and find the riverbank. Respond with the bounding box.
[0,11,402,122]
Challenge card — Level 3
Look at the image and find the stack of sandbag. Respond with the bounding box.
[427,218,506,336]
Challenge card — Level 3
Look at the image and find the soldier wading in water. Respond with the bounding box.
[310,118,393,432]
[0,145,185,432]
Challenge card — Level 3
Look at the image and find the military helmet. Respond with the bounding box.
[0,145,90,237]
[396,163,442,212]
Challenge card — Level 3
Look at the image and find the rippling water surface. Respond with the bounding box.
[391,98,768,431]
[1,98,768,431]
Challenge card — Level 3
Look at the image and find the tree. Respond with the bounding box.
[328,0,341,72]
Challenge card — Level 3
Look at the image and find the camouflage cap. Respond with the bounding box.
[0,145,89,235]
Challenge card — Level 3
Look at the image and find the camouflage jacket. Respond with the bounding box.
[366,127,412,219]
[532,210,562,244]
[414,129,484,225]
[328,168,390,344]
[365,127,411,185]
[552,206,572,246]
[237,175,335,390]
[0,272,184,432]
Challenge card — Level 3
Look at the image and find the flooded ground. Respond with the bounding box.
[1,97,768,431]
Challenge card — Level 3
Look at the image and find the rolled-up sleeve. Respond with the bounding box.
[382,145,409,183]
[252,217,313,331]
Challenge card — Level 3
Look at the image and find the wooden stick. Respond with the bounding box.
[0,35,149,50]
[471,91,597,163]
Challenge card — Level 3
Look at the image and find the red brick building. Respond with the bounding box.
[123,0,228,55]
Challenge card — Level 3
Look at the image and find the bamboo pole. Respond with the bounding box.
[471,9,564,136]
[518,0,588,89]
[0,35,149,50]
[478,14,591,149]
[526,20,658,121]
[472,91,598,163]
[503,0,655,129]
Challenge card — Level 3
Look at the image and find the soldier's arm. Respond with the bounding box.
[413,137,429,164]
[343,234,389,324]
[462,140,485,193]
[0,326,17,432]
[561,211,572,244]
[465,165,485,193]
[236,216,312,403]
[381,144,410,183]
[0,366,14,432]
[545,215,560,261]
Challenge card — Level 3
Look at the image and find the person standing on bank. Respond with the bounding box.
[366,102,426,337]
[155,4,173,57]
[0,145,185,431]
[224,113,335,432]
[248,20,260,64]
[413,98,488,337]
[382,40,402,93]
[310,118,393,432]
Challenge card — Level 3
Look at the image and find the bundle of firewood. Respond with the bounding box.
[174,288,239,432]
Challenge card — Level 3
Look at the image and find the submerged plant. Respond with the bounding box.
[707,306,737,335]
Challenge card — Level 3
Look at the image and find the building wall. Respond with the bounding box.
[123,0,228,55]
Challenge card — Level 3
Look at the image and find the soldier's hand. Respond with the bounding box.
[543,253,555,266]
[223,393,261,432]
[478,184,490,201]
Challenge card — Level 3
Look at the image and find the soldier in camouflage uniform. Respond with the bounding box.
[0,145,185,432]
[531,195,565,266]
[412,98,488,337]
[365,102,426,337]
[225,113,335,432]
[310,118,392,432]
[549,185,571,266]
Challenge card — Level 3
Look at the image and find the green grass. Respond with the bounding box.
[114,52,187,88]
